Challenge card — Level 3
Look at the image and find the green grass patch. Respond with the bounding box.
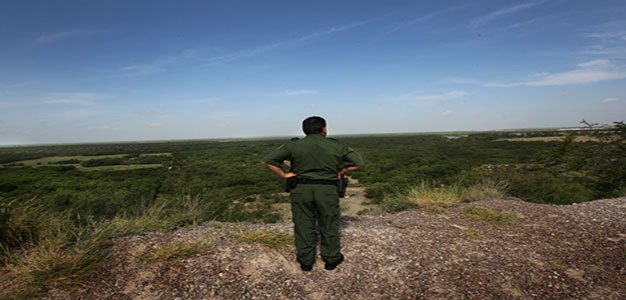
[235,230,294,255]
[459,228,483,237]
[464,207,519,224]
[134,240,213,262]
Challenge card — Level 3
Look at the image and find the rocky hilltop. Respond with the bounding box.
[44,197,625,300]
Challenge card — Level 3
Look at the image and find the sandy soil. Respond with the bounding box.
[43,197,625,300]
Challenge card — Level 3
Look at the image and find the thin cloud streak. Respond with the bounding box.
[42,93,109,105]
[378,90,468,107]
[35,29,104,43]
[385,5,468,35]
[487,70,626,87]
[135,110,166,116]
[412,90,468,102]
[600,98,619,103]
[578,59,609,68]
[281,90,318,96]
[481,60,626,87]
[205,17,383,66]
[119,49,199,77]
[471,2,538,27]
[493,18,541,33]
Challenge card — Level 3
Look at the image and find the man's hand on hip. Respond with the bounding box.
[283,172,297,179]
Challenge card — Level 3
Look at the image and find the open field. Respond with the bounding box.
[0,152,172,170]
[497,136,602,142]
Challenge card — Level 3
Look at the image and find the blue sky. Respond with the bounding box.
[1,0,625,145]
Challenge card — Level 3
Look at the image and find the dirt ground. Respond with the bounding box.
[43,197,625,300]
[272,187,376,221]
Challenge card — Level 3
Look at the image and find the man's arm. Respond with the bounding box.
[263,143,296,178]
[265,163,297,179]
[338,165,362,176]
[339,144,364,177]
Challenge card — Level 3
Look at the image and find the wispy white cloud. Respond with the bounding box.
[181,98,219,104]
[600,98,619,104]
[119,49,199,76]
[385,5,467,35]
[1,81,37,90]
[35,29,103,43]
[441,110,454,116]
[379,90,468,107]
[585,21,626,40]
[135,110,166,116]
[42,93,108,105]
[471,2,538,27]
[488,70,626,87]
[493,18,541,33]
[445,76,484,85]
[486,60,626,87]
[411,90,468,103]
[578,59,609,68]
[205,18,382,66]
[120,65,165,76]
[552,92,572,99]
[202,107,238,118]
[40,109,104,119]
[583,21,626,57]
[281,89,319,96]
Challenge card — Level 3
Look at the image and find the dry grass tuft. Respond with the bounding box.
[378,182,463,213]
[463,180,509,202]
[235,231,294,255]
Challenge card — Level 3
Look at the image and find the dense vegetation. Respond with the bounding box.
[1,123,624,298]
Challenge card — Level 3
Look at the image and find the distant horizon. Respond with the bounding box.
[2,1,625,146]
[0,123,599,147]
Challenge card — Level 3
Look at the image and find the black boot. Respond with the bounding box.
[300,264,312,271]
[324,254,344,270]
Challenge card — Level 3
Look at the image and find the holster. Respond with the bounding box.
[285,176,298,193]
[337,174,348,198]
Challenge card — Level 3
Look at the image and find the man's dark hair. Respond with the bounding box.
[302,116,326,135]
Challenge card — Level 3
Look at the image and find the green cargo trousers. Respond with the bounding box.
[290,183,342,266]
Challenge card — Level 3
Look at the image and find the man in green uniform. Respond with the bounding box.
[263,116,363,271]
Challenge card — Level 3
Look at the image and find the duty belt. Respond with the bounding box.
[295,178,339,185]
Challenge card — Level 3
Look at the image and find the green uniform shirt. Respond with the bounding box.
[263,134,364,180]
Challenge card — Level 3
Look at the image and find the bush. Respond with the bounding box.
[365,183,398,203]
[54,159,80,164]
[506,172,594,204]
[80,157,125,167]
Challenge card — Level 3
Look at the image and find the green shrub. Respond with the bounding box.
[506,172,594,204]
[54,159,80,164]
[80,157,125,167]
[365,183,398,202]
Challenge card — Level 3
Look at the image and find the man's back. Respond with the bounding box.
[264,133,362,180]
